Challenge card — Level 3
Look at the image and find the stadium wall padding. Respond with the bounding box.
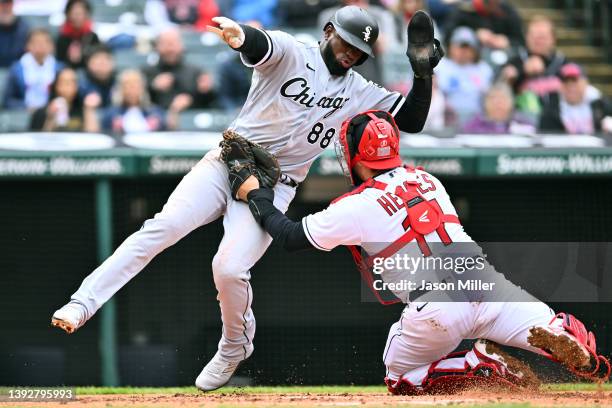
[1,177,611,385]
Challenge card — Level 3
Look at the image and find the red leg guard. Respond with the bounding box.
[385,347,522,395]
[385,377,424,396]
[424,364,518,395]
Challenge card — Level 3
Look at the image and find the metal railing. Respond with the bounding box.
[561,0,612,61]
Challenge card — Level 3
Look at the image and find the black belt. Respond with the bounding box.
[279,173,298,188]
[408,287,431,302]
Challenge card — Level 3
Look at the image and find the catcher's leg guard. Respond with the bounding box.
[528,313,611,381]
[386,340,531,395]
[473,339,540,388]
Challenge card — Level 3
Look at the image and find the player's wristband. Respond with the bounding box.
[236,24,269,64]
[247,188,276,225]
[247,188,312,251]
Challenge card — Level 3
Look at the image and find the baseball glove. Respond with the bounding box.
[219,130,281,199]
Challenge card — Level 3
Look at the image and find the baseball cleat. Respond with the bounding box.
[528,313,610,381]
[528,315,591,370]
[473,339,540,388]
[51,301,88,334]
[195,352,243,391]
[406,10,444,78]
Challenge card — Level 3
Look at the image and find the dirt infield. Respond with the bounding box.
[3,389,612,408]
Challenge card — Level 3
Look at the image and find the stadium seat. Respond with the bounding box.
[178,110,235,132]
[114,49,152,70]
[21,15,53,29]
[0,69,8,103]
[92,1,134,23]
[182,31,204,49]
[185,50,225,72]
[382,52,413,86]
[0,110,31,132]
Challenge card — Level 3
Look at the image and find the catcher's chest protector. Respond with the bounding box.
[333,166,460,305]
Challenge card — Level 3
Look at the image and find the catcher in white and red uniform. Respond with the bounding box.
[234,110,610,393]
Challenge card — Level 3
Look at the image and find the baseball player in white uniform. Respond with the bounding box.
[50,8,445,391]
[234,110,611,393]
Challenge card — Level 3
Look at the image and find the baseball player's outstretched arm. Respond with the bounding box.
[391,10,442,133]
[392,76,432,133]
[247,188,314,252]
[207,17,270,65]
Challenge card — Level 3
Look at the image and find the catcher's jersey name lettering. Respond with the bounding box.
[377,177,440,216]
[280,77,350,118]
[377,192,405,216]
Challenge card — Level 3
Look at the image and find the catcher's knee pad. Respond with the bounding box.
[528,313,611,381]
[385,346,523,395]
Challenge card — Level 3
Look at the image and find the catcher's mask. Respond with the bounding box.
[335,110,401,186]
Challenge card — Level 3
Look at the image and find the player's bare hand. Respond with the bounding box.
[237,175,260,202]
[207,17,245,49]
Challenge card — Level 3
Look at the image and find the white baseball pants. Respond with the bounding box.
[70,149,296,361]
[383,300,555,382]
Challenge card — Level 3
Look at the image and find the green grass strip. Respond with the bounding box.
[74,383,611,395]
[76,385,387,395]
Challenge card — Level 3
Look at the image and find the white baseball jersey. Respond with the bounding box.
[230,29,405,182]
[302,167,472,253]
[302,167,520,304]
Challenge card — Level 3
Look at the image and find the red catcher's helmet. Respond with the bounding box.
[336,110,401,185]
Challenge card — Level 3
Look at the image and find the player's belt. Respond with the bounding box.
[279,173,298,188]
[408,287,431,302]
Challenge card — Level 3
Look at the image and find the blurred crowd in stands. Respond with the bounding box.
[0,0,610,136]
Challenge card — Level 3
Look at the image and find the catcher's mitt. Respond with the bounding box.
[219,130,281,199]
